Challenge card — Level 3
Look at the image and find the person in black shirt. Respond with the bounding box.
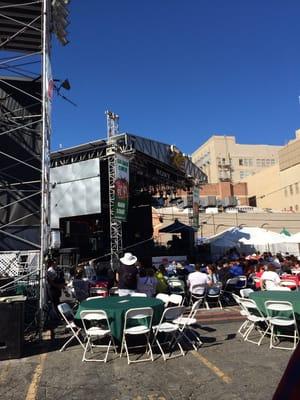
[116,252,138,296]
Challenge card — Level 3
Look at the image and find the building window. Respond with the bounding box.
[239,159,243,166]
[256,159,261,167]
[295,204,299,211]
[290,185,293,195]
[295,183,299,194]
[284,188,288,197]
[271,159,275,165]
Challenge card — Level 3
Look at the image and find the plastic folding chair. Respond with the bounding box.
[238,298,269,345]
[57,303,85,352]
[240,288,254,298]
[89,287,108,298]
[120,307,154,364]
[232,293,252,338]
[80,309,117,362]
[270,287,291,292]
[130,293,147,297]
[189,285,209,309]
[156,293,170,307]
[152,306,185,361]
[169,294,183,306]
[206,284,223,309]
[173,299,203,351]
[265,300,299,351]
[280,280,298,290]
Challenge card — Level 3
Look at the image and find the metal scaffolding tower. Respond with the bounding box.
[0,0,70,334]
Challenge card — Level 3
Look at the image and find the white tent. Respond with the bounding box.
[208,226,300,258]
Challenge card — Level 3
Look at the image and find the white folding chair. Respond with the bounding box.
[152,306,185,361]
[240,288,254,298]
[57,303,85,352]
[89,287,108,297]
[120,307,154,364]
[168,294,183,306]
[270,286,291,292]
[238,298,269,346]
[189,285,209,309]
[156,293,170,307]
[86,296,106,301]
[206,284,223,309]
[173,300,203,351]
[109,286,119,296]
[280,280,298,290]
[130,293,147,297]
[80,310,117,362]
[232,293,252,338]
[265,300,299,351]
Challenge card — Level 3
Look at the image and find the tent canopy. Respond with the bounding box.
[159,219,196,234]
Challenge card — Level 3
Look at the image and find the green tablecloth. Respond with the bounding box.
[75,296,164,342]
[249,291,300,320]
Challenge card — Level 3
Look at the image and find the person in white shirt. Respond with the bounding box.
[187,264,211,295]
[261,264,281,290]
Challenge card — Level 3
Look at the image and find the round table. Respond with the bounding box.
[75,296,164,342]
[249,291,300,320]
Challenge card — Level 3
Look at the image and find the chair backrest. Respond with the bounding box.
[80,309,110,333]
[130,293,147,297]
[159,305,185,323]
[239,297,265,319]
[168,278,185,292]
[156,293,170,306]
[86,296,107,301]
[237,275,247,289]
[270,286,291,291]
[190,284,206,296]
[89,287,108,297]
[264,300,295,322]
[80,309,108,321]
[232,293,249,316]
[124,307,154,330]
[240,288,254,298]
[168,293,183,306]
[57,302,74,323]
[280,280,297,288]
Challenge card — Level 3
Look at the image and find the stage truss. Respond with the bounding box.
[0,0,70,335]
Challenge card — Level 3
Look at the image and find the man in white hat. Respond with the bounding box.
[116,252,139,296]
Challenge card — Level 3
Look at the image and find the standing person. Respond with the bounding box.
[46,258,66,339]
[116,252,138,296]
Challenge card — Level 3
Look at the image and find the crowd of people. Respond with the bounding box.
[46,249,300,304]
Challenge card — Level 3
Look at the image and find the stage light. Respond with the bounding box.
[51,0,71,46]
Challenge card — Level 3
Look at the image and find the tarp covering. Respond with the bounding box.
[159,219,196,234]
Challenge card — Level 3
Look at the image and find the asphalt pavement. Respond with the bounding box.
[0,312,292,400]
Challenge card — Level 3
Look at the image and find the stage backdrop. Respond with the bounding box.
[50,159,101,228]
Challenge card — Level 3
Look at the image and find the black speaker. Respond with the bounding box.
[0,300,24,360]
[123,204,153,259]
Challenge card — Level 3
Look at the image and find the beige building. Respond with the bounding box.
[245,129,300,212]
[192,135,282,184]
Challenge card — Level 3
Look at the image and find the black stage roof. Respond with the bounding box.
[51,133,207,190]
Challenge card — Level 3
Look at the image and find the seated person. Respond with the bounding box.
[187,263,211,296]
[72,268,90,302]
[261,264,281,290]
[137,267,157,297]
[166,260,177,277]
[229,261,244,277]
[155,265,169,294]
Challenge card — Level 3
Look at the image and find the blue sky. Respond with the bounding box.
[51,0,300,154]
